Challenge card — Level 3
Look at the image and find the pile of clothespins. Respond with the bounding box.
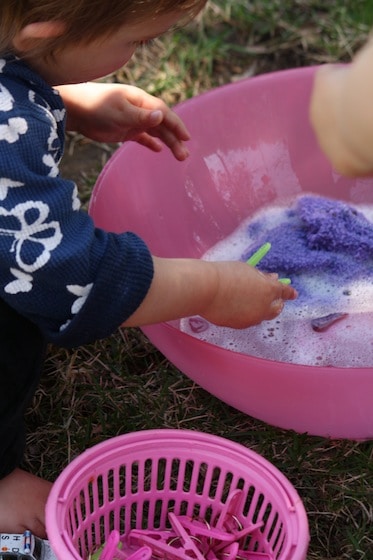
[90,489,273,560]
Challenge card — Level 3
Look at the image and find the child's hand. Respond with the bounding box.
[199,262,297,328]
[124,257,297,329]
[57,82,190,161]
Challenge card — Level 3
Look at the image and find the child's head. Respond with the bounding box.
[0,0,207,58]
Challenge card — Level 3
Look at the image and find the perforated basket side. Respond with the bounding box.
[46,430,309,560]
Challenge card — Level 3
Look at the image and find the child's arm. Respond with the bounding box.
[56,82,190,161]
[56,83,297,330]
[123,256,297,329]
[310,37,373,176]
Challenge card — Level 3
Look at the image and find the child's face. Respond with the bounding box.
[26,10,183,85]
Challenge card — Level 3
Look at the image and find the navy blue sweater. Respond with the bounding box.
[0,56,154,347]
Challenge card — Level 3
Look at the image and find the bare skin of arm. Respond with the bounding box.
[310,38,373,177]
[124,257,297,329]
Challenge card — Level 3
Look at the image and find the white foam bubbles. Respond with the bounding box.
[179,197,373,367]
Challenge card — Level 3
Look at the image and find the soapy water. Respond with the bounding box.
[179,194,373,367]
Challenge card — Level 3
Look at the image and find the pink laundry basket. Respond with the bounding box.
[45,430,309,560]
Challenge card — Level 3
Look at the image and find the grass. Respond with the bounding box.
[26,2,373,559]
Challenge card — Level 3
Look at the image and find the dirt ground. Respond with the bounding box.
[59,135,117,205]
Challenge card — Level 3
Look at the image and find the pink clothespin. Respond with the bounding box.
[127,528,175,546]
[176,516,234,544]
[97,531,151,560]
[127,527,192,560]
[125,546,153,560]
[168,512,207,560]
[99,531,121,560]
[214,541,239,560]
[213,518,264,553]
[213,489,244,530]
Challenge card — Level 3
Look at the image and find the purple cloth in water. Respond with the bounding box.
[242,195,373,282]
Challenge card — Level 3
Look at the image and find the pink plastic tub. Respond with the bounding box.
[89,66,373,440]
[45,429,309,560]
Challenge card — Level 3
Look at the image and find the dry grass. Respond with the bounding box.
[25,2,373,559]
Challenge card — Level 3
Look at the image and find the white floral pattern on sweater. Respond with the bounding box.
[0,57,153,347]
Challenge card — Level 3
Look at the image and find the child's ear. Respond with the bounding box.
[12,21,66,52]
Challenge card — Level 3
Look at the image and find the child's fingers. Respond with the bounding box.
[269,298,285,318]
[161,110,191,141]
[264,272,298,301]
[151,122,190,160]
[134,131,163,152]
[279,282,298,301]
[132,129,189,160]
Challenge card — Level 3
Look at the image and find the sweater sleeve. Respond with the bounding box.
[45,227,154,348]
[0,81,154,348]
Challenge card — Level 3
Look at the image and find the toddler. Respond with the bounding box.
[0,0,297,537]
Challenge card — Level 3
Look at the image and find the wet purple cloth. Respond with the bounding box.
[242,195,373,282]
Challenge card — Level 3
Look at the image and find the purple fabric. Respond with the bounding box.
[242,195,373,282]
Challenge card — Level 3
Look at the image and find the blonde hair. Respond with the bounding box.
[0,0,207,57]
